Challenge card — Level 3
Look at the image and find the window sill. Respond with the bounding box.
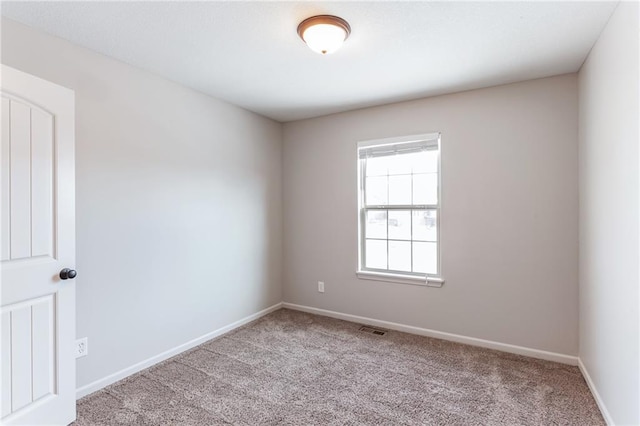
[356,271,445,288]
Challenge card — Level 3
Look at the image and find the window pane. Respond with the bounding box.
[389,240,411,272]
[413,242,437,274]
[412,210,437,242]
[389,175,411,205]
[365,239,387,269]
[366,176,387,205]
[412,173,438,205]
[366,156,388,177]
[360,141,440,277]
[365,210,387,239]
[388,153,414,175]
[412,150,438,174]
[388,210,410,240]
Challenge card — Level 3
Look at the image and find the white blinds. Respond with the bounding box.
[358,136,438,159]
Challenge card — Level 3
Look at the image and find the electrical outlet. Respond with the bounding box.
[76,337,88,358]
[318,281,325,293]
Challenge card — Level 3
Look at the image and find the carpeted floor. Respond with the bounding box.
[74,309,604,425]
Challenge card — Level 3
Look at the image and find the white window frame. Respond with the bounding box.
[356,133,444,287]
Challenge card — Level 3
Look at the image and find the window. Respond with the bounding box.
[357,133,442,285]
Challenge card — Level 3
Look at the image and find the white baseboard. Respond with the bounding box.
[578,358,614,425]
[282,302,578,365]
[76,302,283,399]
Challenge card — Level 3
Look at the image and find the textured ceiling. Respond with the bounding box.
[1,1,617,122]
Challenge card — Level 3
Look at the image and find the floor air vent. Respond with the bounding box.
[359,325,387,336]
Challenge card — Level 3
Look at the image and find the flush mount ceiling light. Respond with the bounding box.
[297,15,351,55]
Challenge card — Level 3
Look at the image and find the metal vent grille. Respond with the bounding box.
[359,325,387,336]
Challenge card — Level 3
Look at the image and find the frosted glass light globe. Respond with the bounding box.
[302,24,348,55]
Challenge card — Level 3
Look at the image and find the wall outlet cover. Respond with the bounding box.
[76,337,88,358]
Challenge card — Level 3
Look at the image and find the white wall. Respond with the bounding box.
[283,74,579,357]
[1,18,283,390]
[578,2,640,424]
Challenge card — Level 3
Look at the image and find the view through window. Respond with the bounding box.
[358,134,440,279]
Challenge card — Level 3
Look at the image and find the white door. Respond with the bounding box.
[1,65,76,425]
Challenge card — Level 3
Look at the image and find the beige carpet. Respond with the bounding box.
[74,309,604,425]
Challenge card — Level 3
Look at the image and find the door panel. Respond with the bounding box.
[32,297,55,401]
[2,98,55,262]
[8,100,32,260]
[31,108,55,259]
[1,311,11,418]
[3,296,56,412]
[1,97,10,260]
[10,305,32,411]
[1,65,76,425]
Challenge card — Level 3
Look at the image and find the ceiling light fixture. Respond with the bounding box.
[297,15,351,55]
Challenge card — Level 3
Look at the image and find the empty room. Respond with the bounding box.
[0,1,638,425]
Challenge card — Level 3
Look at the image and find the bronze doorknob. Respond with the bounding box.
[59,268,77,280]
